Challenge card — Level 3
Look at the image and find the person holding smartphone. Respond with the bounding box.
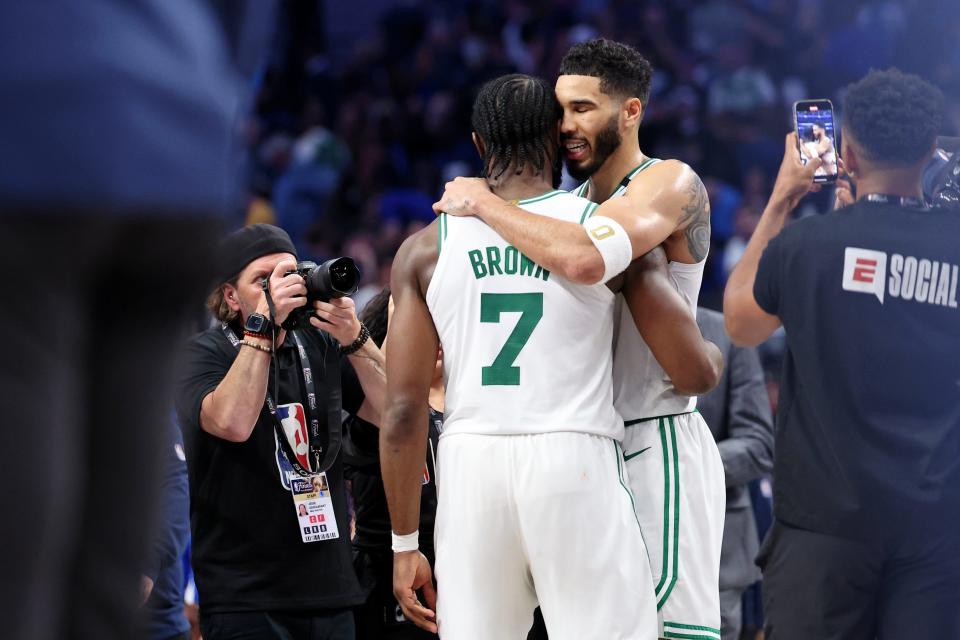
[725,69,960,639]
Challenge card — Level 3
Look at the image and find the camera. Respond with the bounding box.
[281,257,361,330]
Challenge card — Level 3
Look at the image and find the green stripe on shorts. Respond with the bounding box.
[664,622,721,638]
[655,416,680,611]
[664,632,720,640]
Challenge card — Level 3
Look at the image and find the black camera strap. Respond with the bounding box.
[221,324,342,477]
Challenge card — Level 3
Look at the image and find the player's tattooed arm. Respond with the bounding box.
[678,171,711,263]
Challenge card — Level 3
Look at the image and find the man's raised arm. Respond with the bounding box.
[432,161,701,285]
[725,133,819,346]
[380,229,440,633]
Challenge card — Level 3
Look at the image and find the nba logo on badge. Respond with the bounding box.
[843,247,887,303]
[277,403,310,469]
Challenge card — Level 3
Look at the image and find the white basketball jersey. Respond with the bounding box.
[426,189,623,440]
[576,159,706,421]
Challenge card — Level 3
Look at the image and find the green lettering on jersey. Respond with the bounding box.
[504,246,519,274]
[486,246,504,275]
[468,249,487,279]
[520,253,536,277]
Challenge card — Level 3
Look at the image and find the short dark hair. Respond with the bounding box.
[471,74,562,182]
[843,68,944,167]
[559,38,654,105]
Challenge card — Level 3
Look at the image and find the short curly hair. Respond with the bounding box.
[843,68,944,167]
[559,38,654,106]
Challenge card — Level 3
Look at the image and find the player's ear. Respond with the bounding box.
[624,97,643,128]
[471,132,486,159]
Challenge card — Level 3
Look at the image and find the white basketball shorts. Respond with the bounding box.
[434,431,658,640]
[621,411,726,640]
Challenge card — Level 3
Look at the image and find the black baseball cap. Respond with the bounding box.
[216,224,297,283]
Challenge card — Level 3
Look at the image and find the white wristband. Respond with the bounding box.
[583,215,633,283]
[392,529,419,553]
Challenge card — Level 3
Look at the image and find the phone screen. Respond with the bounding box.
[795,100,839,183]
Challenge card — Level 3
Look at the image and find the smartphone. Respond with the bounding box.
[794,99,839,183]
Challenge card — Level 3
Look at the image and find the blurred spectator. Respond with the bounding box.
[722,204,762,278]
[142,419,192,640]
[244,0,959,307]
[0,2,276,638]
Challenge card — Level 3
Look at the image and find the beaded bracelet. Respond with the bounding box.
[239,339,272,354]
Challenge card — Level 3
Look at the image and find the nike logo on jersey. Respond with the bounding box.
[624,447,652,461]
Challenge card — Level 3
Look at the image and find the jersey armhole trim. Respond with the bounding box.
[438,213,448,252]
[578,202,599,224]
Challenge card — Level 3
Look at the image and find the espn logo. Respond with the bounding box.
[842,248,886,303]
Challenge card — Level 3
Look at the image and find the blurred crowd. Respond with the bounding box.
[239,0,959,312]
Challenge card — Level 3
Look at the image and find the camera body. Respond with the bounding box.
[281,257,361,330]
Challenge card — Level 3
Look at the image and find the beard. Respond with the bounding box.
[565,114,622,182]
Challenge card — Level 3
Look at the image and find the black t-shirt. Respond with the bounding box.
[754,201,960,538]
[174,325,367,613]
[344,409,442,555]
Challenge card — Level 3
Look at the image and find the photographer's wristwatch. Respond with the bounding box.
[244,312,273,337]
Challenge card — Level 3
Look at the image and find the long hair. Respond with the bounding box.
[206,278,239,324]
[470,74,562,185]
[359,286,391,348]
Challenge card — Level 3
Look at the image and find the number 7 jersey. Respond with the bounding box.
[426,189,623,441]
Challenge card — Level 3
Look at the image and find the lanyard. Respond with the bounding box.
[222,325,342,477]
[864,193,928,209]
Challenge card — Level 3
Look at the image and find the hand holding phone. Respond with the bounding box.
[794,99,839,183]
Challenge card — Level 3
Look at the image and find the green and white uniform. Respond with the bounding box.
[578,161,726,640]
[427,190,658,640]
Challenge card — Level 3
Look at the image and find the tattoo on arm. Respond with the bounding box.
[351,350,385,375]
[679,173,711,262]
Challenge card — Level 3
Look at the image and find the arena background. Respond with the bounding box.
[238,0,959,316]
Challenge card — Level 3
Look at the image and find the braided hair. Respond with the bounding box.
[471,74,562,186]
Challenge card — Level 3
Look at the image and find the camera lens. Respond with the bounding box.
[309,257,360,300]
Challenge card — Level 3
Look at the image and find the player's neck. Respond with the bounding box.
[487,170,555,203]
[854,167,924,202]
[588,140,646,202]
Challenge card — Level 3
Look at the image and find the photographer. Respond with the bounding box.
[724,69,960,639]
[175,224,386,640]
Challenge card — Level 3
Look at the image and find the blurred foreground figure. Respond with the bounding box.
[0,2,274,638]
